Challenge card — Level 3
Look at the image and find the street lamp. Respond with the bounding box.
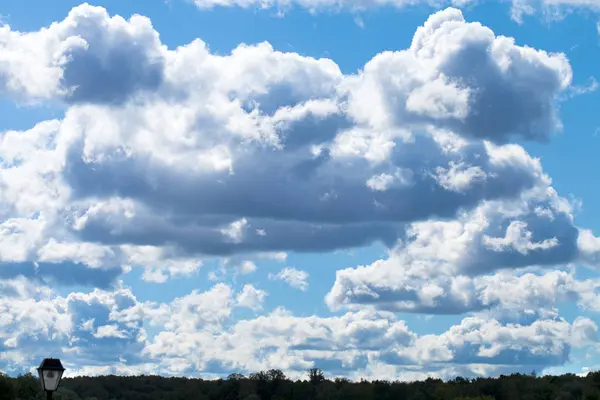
[37,358,65,400]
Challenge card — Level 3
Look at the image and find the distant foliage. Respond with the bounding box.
[3,370,600,400]
[0,373,15,400]
[308,368,325,385]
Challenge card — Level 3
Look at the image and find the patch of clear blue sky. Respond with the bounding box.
[3,0,600,347]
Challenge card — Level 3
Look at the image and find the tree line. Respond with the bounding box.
[1,368,600,400]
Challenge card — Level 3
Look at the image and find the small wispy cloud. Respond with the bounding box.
[269,267,309,291]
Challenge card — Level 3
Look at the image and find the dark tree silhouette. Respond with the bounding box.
[308,369,325,385]
[0,373,15,400]
[2,369,600,400]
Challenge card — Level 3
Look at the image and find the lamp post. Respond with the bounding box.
[37,358,65,400]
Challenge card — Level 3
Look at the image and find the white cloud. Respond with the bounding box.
[434,161,487,192]
[0,217,46,262]
[0,5,574,279]
[120,245,203,283]
[509,0,600,22]
[572,317,599,347]
[269,267,309,291]
[94,324,129,339]
[327,259,600,318]
[80,318,95,332]
[239,260,258,274]
[192,0,600,23]
[342,9,571,141]
[325,185,592,316]
[366,169,413,192]
[147,284,237,333]
[236,285,268,310]
[38,239,116,268]
[0,3,596,382]
[211,253,287,281]
[0,4,164,103]
[191,0,466,12]
[0,276,597,379]
[63,363,163,378]
[482,221,559,255]
[394,317,579,366]
[0,287,71,348]
[220,218,249,243]
[577,228,600,267]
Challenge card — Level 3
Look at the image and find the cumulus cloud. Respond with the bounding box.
[1,5,571,281]
[342,9,571,143]
[380,317,582,367]
[238,260,258,274]
[324,182,600,317]
[269,267,310,291]
[0,5,575,288]
[0,281,594,379]
[328,265,600,322]
[0,281,276,374]
[576,228,600,267]
[0,2,597,382]
[236,284,268,310]
[0,279,143,371]
[326,198,598,319]
[94,324,129,339]
[120,245,203,283]
[0,4,164,104]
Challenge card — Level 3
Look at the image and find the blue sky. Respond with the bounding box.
[2,0,600,381]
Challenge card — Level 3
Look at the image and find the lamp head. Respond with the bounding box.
[37,358,65,392]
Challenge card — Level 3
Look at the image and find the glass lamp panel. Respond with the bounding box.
[41,369,63,391]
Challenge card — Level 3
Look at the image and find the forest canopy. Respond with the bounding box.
[1,369,599,400]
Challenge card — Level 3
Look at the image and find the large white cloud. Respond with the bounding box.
[343,8,571,143]
[328,265,600,321]
[325,183,600,317]
[0,5,164,104]
[0,279,271,373]
[0,280,595,379]
[0,2,597,382]
[0,5,574,283]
